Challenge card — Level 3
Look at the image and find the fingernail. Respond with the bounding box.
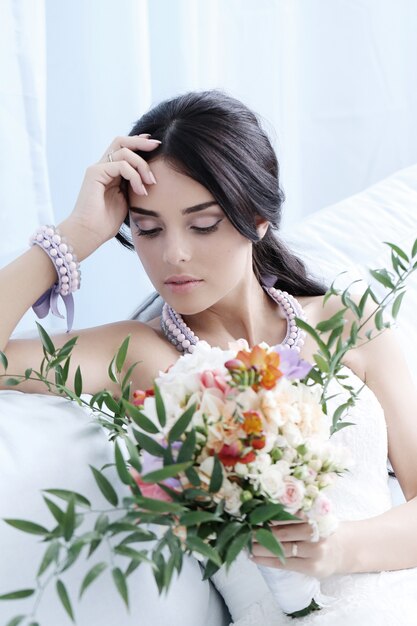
[148,139,162,144]
[141,185,148,196]
[139,133,151,138]
[149,172,157,184]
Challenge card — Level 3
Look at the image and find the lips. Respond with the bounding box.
[164,275,202,284]
[164,276,204,294]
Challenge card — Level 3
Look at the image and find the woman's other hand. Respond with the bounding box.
[251,518,351,579]
[60,134,160,259]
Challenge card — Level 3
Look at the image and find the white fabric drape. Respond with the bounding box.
[0,0,52,264]
[2,0,417,330]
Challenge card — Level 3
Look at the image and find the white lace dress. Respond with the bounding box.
[223,367,417,626]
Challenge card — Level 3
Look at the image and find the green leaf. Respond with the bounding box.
[295,318,330,357]
[36,322,55,355]
[208,455,223,493]
[134,496,184,513]
[313,353,329,373]
[0,350,8,370]
[114,546,150,562]
[225,530,251,565]
[103,393,121,414]
[115,442,132,485]
[202,558,221,580]
[5,378,22,386]
[177,429,196,463]
[116,335,131,373]
[122,401,160,434]
[43,496,65,525]
[168,403,197,443]
[369,268,395,290]
[3,519,49,536]
[154,384,166,427]
[43,489,91,509]
[383,241,409,262]
[412,238,417,259]
[315,310,346,333]
[186,536,222,567]
[125,559,141,578]
[0,589,35,600]
[79,562,107,598]
[56,579,75,622]
[179,511,222,526]
[375,309,384,331]
[74,366,83,397]
[392,291,406,319]
[140,462,191,483]
[121,361,142,391]
[37,540,60,577]
[216,522,243,554]
[63,496,76,542]
[59,541,85,573]
[185,466,201,486]
[132,430,166,457]
[112,567,129,609]
[255,528,285,560]
[5,617,26,626]
[108,356,118,384]
[90,466,118,507]
[58,336,78,358]
[124,437,142,473]
[249,504,296,525]
[117,529,157,544]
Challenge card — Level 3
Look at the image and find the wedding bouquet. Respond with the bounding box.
[126,339,350,617]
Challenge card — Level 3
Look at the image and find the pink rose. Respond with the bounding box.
[279,477,305,513]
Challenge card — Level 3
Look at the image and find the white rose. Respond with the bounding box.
[259,466,285,500]
[223,479,243,516]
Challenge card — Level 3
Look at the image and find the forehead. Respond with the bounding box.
[128,158,215,213]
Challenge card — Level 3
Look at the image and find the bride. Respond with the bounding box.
[1,89,417,625]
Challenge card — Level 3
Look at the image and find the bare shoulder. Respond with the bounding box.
[2,318,178,396]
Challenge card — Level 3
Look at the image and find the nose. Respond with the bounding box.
[162,234,192,265]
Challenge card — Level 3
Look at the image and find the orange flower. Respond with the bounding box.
[233,345,283,390]
[242,410,263,435]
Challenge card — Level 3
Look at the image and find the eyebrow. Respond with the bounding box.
[129,200,219,217]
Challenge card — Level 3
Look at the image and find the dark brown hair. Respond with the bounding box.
[116,89,326,296]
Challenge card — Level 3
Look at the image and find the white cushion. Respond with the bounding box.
[282,162,417,384]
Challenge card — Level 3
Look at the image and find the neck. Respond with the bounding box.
[181,272,282,349]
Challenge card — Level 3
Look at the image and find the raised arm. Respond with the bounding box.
[0,135,161,395]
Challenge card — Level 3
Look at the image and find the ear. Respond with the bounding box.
[255,216,270,240]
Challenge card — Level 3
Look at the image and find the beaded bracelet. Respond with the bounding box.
[29,225,81,332]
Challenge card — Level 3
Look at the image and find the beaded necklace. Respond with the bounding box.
[160,286,307,354]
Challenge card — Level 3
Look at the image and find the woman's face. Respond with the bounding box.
[128,158,253,315]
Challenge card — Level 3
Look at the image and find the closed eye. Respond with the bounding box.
[191,219,223,233]
[134,219,223,238]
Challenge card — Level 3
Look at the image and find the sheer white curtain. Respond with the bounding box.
[2,0,417,331]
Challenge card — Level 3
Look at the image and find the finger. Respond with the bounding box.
[100,161,148,196]
[271,522,315,543]
[251,555,310,574]
[101,135,161,162]
[105,146,157,186]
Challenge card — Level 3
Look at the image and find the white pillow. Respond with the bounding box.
[282,162,417,384]
[0,391,228,626]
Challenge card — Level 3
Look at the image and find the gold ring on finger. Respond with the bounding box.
[107,151,114,163]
